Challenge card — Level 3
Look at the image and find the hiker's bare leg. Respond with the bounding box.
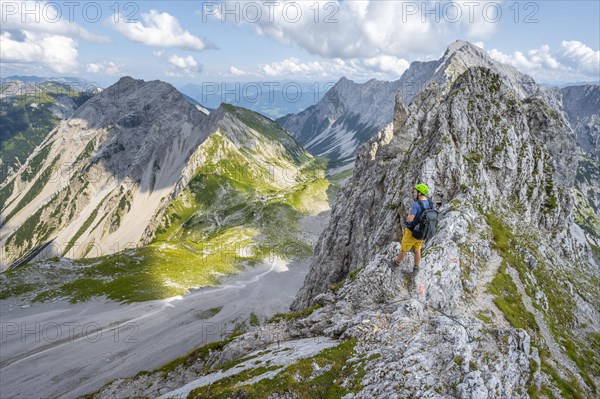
[394,250,407,264]
[414,249,421,268]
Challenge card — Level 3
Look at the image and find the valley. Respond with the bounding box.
[0,216,325,398]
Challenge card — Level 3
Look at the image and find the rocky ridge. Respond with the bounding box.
[87,42,599,398]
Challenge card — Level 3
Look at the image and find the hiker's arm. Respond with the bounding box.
[399,206,411,228]
[405,205,418,228]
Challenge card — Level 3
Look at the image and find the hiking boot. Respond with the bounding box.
[388,257,401,270]
[412,265,420,277]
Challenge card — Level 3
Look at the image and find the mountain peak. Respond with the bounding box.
[72,76,196,130]
[444,39,482,55]
[331,76,355,91]
[427,40,539,99]
[115,75,139,84]
[395,39,537,106]
[106,76,177,94]
[440,40,493,69]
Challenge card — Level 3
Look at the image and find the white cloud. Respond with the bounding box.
[0,0,108,42]
[488,46,559,72]
[153,51,163,57]
[363,55,410,76]
[166,54,199,77]
[557,40,600,74]
[169,55,198,69]
[489,41,599,83]
[213,1,498,61]
[261,58,326,77]
[87,61,122,75]
[0,30,78,73]
[229,66,250,76]
[232,55,409,80]
[0,0,113,73]
[112,10,213,51]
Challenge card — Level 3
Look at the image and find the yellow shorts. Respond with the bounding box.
[401,228,424,252]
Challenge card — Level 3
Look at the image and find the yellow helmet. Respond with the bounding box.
[415,183,429,195]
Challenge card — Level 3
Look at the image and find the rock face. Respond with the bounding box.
[278,42,597,396]
[277,77,404,169]
[560,84,600,160]
[551,84,600,246]
[0,77,315,270]
[292,57,577,311]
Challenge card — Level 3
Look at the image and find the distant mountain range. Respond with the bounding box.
[179,81,331,120]
[541,80,600,88]
[0,75,97,89]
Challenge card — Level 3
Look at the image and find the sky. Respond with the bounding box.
[0,0,599,88]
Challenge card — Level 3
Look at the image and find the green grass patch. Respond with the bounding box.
[486,213,513,254]
[329,281,344,293]
[0,178,15,212]
[5,192,60,256]
[486,212,597,396]
[62,200,102,256]
[328,168,353,183]
[196,307,223,320]
[74,139,96,166]
[157,337,234,376]
[5,226,260,304]
[475,310,493,324]
[541,361,586,399]
[268,304,322,324]
[465,151,482,164]
[488,262,539,333]
[328,265,365,293]
[559,335,598,393]
[284,178,330,215]
[249,312,260,327]
[349,265,365,281]
[21,143,52,182]
[451,199,462,211]
[189,338,363,399]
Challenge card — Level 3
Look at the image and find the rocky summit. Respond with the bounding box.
[86,41,599,399]
[277,40,544,173]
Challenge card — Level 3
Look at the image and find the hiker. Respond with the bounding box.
[390,183,433,275]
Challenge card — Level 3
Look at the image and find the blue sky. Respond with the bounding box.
[1,1,599,87]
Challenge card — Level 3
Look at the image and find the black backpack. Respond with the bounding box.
[411,200,439,240]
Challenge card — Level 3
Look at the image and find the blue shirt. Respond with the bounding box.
[408,199,430,229]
